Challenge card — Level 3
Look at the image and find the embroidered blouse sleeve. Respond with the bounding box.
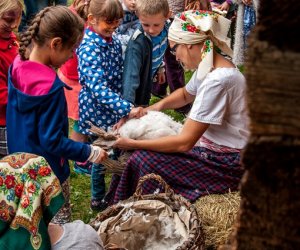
[77,42,133,117]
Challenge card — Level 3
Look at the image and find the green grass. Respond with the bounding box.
[69,163,112,223]
[69,165,95,223]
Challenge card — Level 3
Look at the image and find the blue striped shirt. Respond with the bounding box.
[150,23,169,77]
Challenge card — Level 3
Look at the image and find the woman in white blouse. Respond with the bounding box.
[106,10,249,205]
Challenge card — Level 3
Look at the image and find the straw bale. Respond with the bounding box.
[195,192,240,249]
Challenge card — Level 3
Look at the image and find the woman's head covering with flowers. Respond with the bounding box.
[168,10,233,80]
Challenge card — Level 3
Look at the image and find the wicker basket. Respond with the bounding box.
[91,174,205,250]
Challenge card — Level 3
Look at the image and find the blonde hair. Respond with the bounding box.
[19,6,84,60]
[136,0,169,17]
[80,0,123,22]
[0,0,23,23]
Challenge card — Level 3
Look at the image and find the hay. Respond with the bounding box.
[195,192,240,249]
[101,152,131,175]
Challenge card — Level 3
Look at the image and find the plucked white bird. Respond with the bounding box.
[118,111,183,140]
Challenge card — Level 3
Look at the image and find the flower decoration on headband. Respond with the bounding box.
[201,40,213,60]
[177,10,219,22]
[177,11,219,35]
[169,10,233,80]
[182,22,200,33]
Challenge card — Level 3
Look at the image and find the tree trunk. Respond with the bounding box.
[224,0,300,249]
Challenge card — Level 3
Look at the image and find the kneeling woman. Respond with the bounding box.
[106,10,249,204]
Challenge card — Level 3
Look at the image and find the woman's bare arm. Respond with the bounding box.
[114,118,209,153]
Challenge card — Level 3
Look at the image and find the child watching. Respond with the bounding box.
[77,0,141,211]
[122,0,171,106]
[6,6,107,224]
[0,0,22,159]
[115,0,140,57]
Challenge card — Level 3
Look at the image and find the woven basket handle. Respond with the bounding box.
[133,173,175,200]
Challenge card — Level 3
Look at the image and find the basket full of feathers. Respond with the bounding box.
[90,174,205,250]
[89,111,183,175]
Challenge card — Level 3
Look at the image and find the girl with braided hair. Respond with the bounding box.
[6,5,108,224]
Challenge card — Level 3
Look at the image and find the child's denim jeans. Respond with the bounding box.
[91,163,105,200]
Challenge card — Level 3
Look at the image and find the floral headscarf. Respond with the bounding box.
[0,153,64,250]
[168,10,232,80]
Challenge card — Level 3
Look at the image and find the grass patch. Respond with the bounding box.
[70,162,112,223]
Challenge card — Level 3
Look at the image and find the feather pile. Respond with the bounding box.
[118,111,183,140]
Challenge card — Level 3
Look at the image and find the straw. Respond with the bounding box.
[194,192,240,249]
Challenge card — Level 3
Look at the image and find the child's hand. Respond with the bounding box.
[88,145,108,164]
[157,71,166,84]
[113,117,128,131]
[128,107,147,119]
[94,149,108,164]
[210,2,219,8]
[218,1,230,11]
[113,108,147,131]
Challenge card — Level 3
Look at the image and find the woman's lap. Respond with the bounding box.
[105,147,244,204]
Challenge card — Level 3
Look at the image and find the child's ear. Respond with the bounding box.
[87,14,96,25]
[50,37,63,50]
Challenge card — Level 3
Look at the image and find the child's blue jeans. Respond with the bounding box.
[91,163,105,200]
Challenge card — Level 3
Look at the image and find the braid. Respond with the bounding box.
[74,0,91,21]
[19,7,51,60]
[19,6,84,61]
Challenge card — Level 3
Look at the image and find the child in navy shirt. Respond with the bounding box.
[122,0,170,106]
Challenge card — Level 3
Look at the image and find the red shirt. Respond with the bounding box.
[0,32,18,126]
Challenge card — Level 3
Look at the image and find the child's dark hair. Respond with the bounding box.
[19,6,84,60]
[81,0,123,22]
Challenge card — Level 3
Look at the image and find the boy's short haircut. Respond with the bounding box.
[136,0,169,17]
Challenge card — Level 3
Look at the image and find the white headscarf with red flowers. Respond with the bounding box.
[168,10,232,80]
